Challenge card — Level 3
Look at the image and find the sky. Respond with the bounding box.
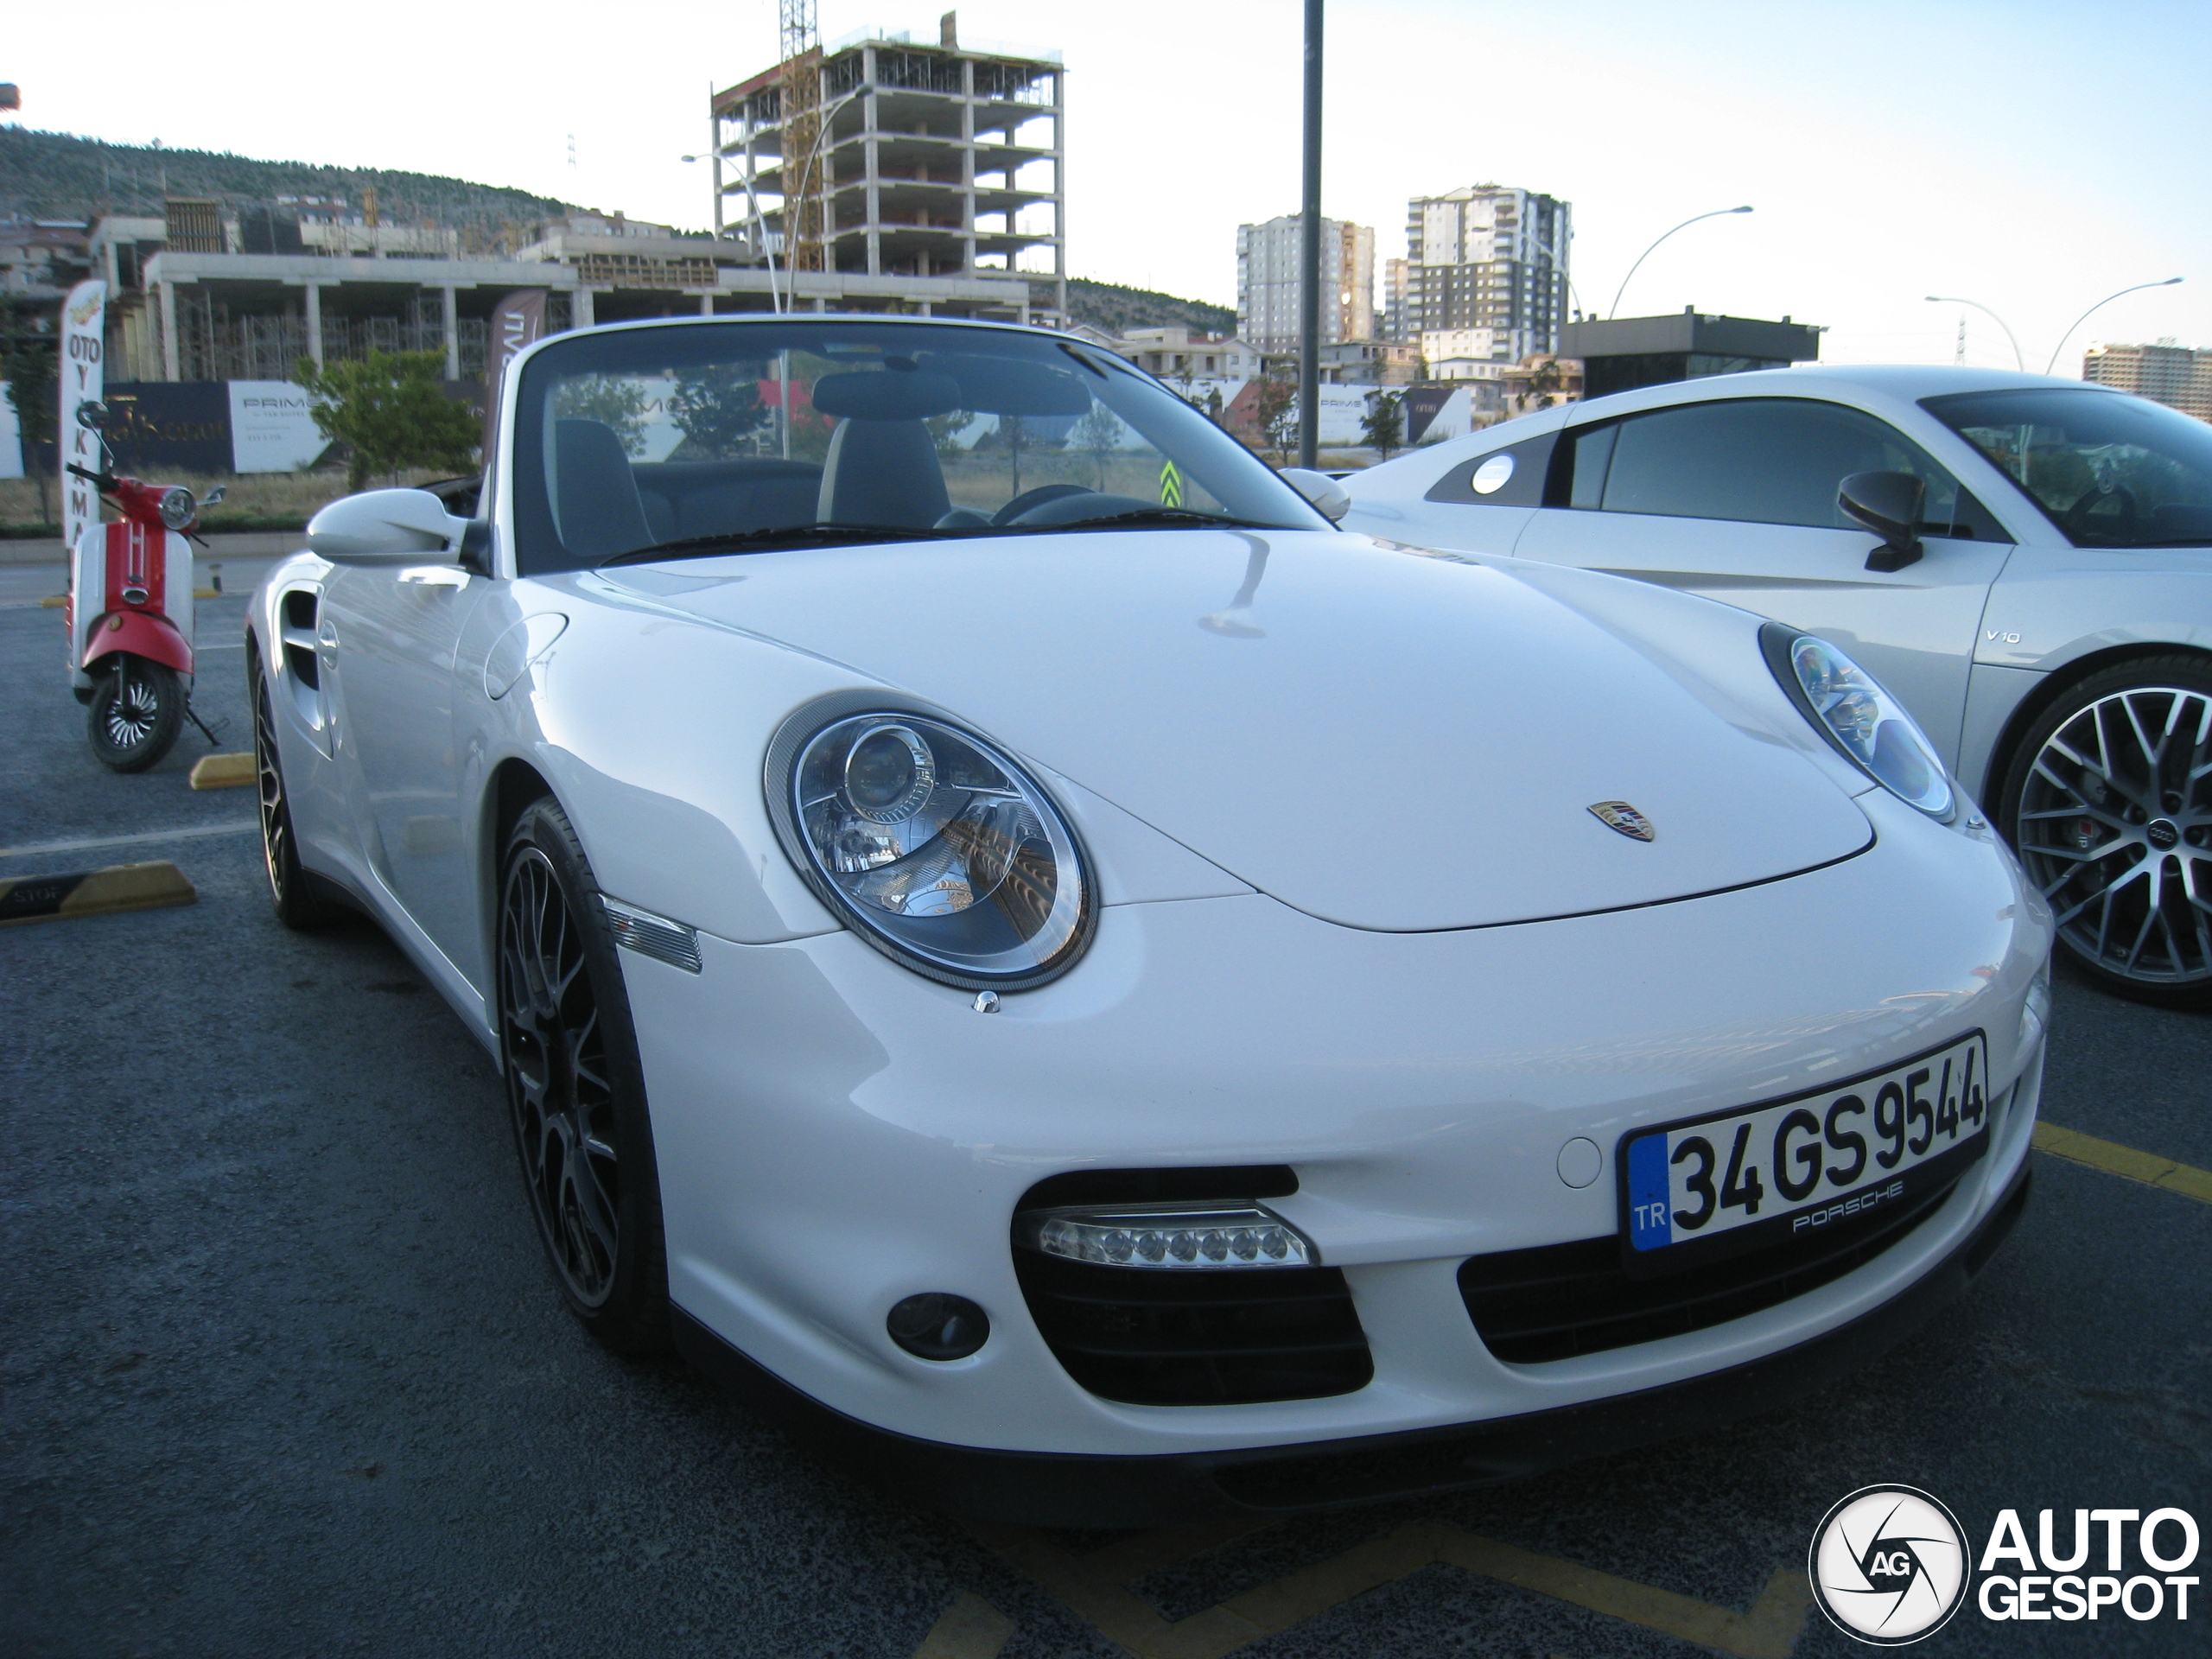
[7,0,2208,372]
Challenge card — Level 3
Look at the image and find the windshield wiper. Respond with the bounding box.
[1023,508,1284,532]
[599,523,953,567]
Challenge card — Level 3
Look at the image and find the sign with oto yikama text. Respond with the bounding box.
[60,280,106,554]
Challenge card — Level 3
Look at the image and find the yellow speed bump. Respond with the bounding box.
[2034,1122,2212,1205]
[189,752,257,791]
[0,861,196,928]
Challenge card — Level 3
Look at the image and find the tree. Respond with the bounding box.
[667,365,767,459]
[2,315,59,525]
[1528,356,1565,410]
[550,372,650,456]
[1360,389,1405,461]
[1255,376,1299,465]
[925,408,976,457]
[296,349,480,491]
[1070,403,1124,490]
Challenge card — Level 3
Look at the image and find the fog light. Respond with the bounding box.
[887,1293,989,1360]
[1015,1204,1317,1269]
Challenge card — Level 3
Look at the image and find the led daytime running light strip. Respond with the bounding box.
[1017,1204,1316,1269]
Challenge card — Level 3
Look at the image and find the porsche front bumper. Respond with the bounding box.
[620,790,2049,1519]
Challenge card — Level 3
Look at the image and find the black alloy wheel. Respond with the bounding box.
[499,798,671,1352]
[86,655,182,772]
[2000,655,2212,1007]
[251,655,346,929]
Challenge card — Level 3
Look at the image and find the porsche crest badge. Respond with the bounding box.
[1588,801,1656,842]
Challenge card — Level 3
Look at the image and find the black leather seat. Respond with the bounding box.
[816,420,951,528]
[555,419,654,559]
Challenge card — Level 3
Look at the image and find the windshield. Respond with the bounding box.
[1923,386,2212,549]
[507,320,1325,573]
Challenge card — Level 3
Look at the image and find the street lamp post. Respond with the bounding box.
[691,88,860,317]
[1296,0,1323,471]
[1924,296,2023,371]
[1606,206,1751,320]
[2044,277,2184,376]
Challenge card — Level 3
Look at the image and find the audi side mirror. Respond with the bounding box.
[1281,467,1351,523]
[306,488,470,563]
[1840,471,1925,573]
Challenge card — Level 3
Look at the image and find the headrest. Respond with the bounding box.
[927,355,1093,417]
[810,370,963,421]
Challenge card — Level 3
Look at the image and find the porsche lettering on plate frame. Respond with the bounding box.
[1620,1032,1989,1274]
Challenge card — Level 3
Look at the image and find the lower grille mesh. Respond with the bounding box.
[1013,1251,1373,1406]
[1459,1176,1958,1363]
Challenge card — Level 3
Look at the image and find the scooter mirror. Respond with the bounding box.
[75,400,109,431]
[202,486,227,507]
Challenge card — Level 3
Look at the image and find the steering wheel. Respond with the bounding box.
[991,484,1095,526]
[2061,482,2138,537]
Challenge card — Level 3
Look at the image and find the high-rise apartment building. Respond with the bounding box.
[2084,340,2212,421]
[1381,257,1409,341]
[1236,214,1375,354]
[1404,185,1570,366]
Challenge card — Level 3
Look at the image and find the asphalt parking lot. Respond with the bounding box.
[3,564,2206,1658]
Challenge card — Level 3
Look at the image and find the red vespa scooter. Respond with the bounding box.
[63,400,225,772]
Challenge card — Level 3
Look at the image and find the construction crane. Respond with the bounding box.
[779,0,825,275]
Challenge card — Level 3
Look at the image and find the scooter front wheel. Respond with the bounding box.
[87,656,183,772]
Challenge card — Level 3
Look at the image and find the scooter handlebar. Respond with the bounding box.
[66,462,118,489]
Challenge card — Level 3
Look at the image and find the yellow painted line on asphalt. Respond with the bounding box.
[188,753,257,791]
[912,1591,1015,1659]
[966,1517,1811,1659]
[0,820,257,861]
[0,861,196,928]
[2034,1122,2212,1205]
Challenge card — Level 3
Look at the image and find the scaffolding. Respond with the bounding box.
[711,16,1065,322]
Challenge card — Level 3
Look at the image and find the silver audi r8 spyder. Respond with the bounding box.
[248,316,2050,1523]
[1343,366,2212,1007]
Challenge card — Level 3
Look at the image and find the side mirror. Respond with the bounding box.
[1840,471,1925,573]
[306,488,470,563]
[1281,466,1351,524]
[75,400,108,431]
[201,486,226,507]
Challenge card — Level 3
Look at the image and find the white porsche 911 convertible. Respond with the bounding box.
[250,316,2050,1524]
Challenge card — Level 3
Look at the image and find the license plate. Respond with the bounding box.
[1619,1032,1989,1274]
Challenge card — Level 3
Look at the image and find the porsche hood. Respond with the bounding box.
[604,531,1874,931]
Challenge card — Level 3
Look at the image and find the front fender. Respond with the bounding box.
[82,609,193,677]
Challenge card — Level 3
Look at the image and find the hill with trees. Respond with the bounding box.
[3,127,1238,335]
[0,127,573,251]
[1057,277,1236,337]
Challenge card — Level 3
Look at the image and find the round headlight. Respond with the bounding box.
[1763,624,1954,819]
[156,486,197,531]
[768,703,1094,989]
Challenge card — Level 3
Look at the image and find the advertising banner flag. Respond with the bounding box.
[228,381,331,473]
[60,279,107,553]
[481,289,549,463]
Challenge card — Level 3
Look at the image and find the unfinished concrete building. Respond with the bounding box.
[712,14,1065,325]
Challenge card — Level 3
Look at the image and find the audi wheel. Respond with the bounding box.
[1999,657,2212,1007]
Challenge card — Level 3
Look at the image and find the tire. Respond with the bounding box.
[251,655,347,929]
[499,798,672,1354]
[1996,654,2212,1008]
[86,656,182,772]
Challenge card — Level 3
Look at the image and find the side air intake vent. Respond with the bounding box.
[1010,1166,1372,1407]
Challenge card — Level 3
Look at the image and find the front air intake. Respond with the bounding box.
[1010,1167,1372,1407]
